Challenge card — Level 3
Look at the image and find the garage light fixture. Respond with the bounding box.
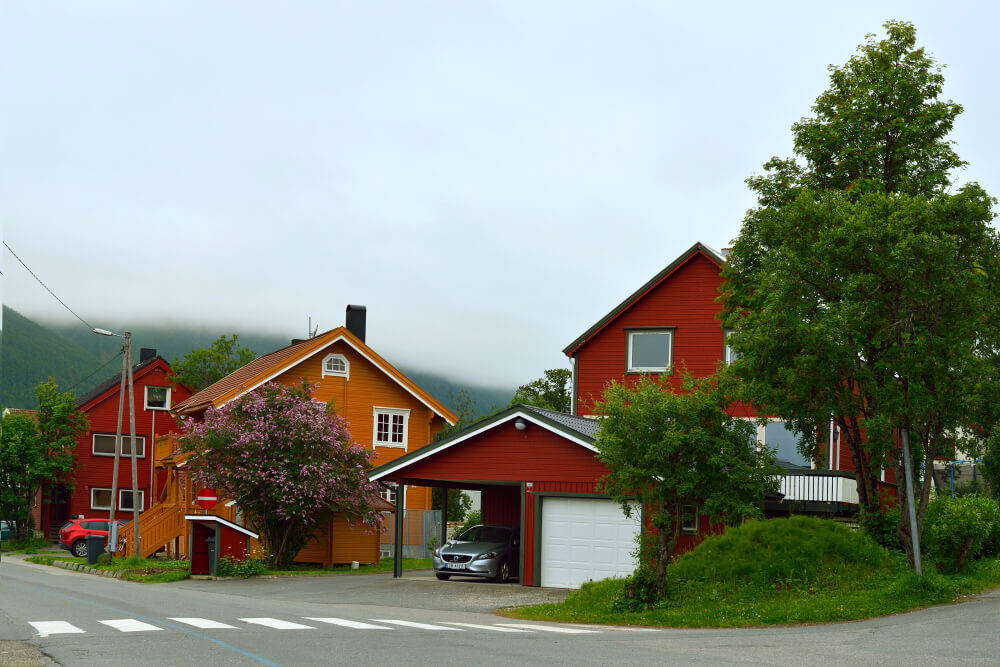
[514,418,527,431]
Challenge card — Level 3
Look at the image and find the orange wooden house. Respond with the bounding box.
[142,305,457,565]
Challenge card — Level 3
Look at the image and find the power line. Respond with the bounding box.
[3,241,93,330]
[68,351,124,394]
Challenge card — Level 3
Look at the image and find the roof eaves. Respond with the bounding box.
[562,242,725,356]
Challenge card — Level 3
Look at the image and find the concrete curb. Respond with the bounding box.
[47,559,124,579]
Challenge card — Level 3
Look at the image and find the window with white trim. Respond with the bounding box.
[92,434,146,458]
[627,330,673,372]
[724,329,739,365]
[373,407,409,448]
[91,487,113,510]
[322,353,349,379]
[144,385,171,410]
[119,489,145,511]
[380,483,398,504]
[681,505,699,535]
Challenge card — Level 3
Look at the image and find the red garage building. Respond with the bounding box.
[371,405,708,589]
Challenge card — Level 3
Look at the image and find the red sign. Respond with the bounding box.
[196,489,218,510]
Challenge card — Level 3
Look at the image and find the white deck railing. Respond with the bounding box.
[778,471,859,505]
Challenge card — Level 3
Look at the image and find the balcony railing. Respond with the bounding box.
[778,470,859,505]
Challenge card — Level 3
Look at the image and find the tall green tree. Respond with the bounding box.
[720,21,1000,567]
[596,372,778,591]
[511,368,571,412]
[431,487,473,523]
[170,334,257,392]
[0,381,86,540]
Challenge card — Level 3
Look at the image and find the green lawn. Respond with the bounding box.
[25,554,190,583]
[261,557,432,576]
[504,517,1000,628]
[0,536,53,554]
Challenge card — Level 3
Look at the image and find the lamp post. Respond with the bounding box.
[93,328,141,559]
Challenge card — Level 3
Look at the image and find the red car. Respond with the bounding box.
[59,518,124,558]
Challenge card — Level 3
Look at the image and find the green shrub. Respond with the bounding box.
[859,507,902,551]
[612,565,662,612]
[457,510,481,536]
[96,553,112,566]
[217,555,266,578]
[922,495,1000,571]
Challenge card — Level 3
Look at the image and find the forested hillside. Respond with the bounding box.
[2,308,512,416]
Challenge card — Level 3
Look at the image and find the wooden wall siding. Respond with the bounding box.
[273,339,444,512]
[482,486,521,527]
[331,515,380,564]
[393,421,611,483]
[67,363,193,525]
[573,253,756,421]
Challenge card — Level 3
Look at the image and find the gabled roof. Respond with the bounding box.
[562,242,726,356]
[369,404,598,481]
[172,327,457,425]
[75,356,174,411]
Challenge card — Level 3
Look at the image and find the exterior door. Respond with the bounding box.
[539,497,640,589]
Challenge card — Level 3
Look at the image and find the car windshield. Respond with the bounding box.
[455,526,510,543]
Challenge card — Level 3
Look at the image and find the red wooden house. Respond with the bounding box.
[35,349,193,540]
[372,242,897,589]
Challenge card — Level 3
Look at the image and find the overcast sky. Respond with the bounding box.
[3,1,998,387]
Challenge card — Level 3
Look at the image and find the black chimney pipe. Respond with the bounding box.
[139,348,157,362]
[346,305,366,342]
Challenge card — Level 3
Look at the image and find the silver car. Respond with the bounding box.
[433,524,519,583]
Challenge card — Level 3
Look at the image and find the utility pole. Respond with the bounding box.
[900,426,923,575]
[125,335,140,558]
[108,338,129,557]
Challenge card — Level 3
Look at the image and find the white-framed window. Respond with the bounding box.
[92,434,146,458]
[380,483,398,504]
[681,505,699,535]
[760,420,811,469]
[119,489,145,511]
[144,385,171,411]
[322,353,350,379]
[91,487,113,510]
[146,384,170,410]
[627,329,673,372]
[724,329,739,365]
[373,407,409,448]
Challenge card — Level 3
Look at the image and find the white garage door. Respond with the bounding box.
[539,497,641,589]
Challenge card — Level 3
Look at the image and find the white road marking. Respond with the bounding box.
[29,621,85,636]
[169,617,239,629]
[239,618,315,630]
[304,617,393,630]
[370,619,464,631]
[99,619,163,633]
[496,623,600,634]
[440,622,533,632]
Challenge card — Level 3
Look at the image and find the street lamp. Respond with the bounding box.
[92,327,141,559]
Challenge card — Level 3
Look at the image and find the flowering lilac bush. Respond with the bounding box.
[179,382,381,567]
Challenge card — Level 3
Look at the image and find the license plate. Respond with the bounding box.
[447,563,467,570]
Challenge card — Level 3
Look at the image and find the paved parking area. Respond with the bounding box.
[173,568,571,613]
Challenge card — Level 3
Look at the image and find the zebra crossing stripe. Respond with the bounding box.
[169,618,239,629]
[495,623,600,634]
[440,622,533,632]
[303,618,393,630]
[99,619,163,632]
[29,621,85,636]
[370,619,463,631]
[239,618,315,630]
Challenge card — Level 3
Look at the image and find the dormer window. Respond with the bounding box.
[145,385,171,411]
[322,353,349,379]
[627,329,673,373]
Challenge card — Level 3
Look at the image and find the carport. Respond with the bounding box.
[369,405,643,588]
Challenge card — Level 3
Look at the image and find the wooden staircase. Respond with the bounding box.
[114,502,187,558]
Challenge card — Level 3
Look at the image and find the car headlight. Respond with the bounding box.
[474,551,498,561]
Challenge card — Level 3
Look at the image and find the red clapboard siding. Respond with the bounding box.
[573,252,755,419]
[482,486,521,527]
[67,361,192,524]
[398,420,610,483]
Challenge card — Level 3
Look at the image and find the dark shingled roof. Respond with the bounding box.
[74,355,164,410]
[520,405,600,439]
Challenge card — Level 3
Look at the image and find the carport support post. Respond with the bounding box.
[393,482,404,578]
[439,485,448,548]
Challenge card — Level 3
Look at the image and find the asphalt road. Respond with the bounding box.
[2,555,999,666]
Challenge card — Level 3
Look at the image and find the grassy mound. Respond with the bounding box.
[506,516,1000,627]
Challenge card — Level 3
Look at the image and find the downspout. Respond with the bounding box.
[149,409,155,511]
[570,356,578,416]
[828,417,835,470]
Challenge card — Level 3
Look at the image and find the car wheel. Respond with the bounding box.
[495,560,510,583]
[71,540,87,558]
[436,573,451,581]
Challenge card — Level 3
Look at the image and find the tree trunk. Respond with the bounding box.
[957,536,975,570]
